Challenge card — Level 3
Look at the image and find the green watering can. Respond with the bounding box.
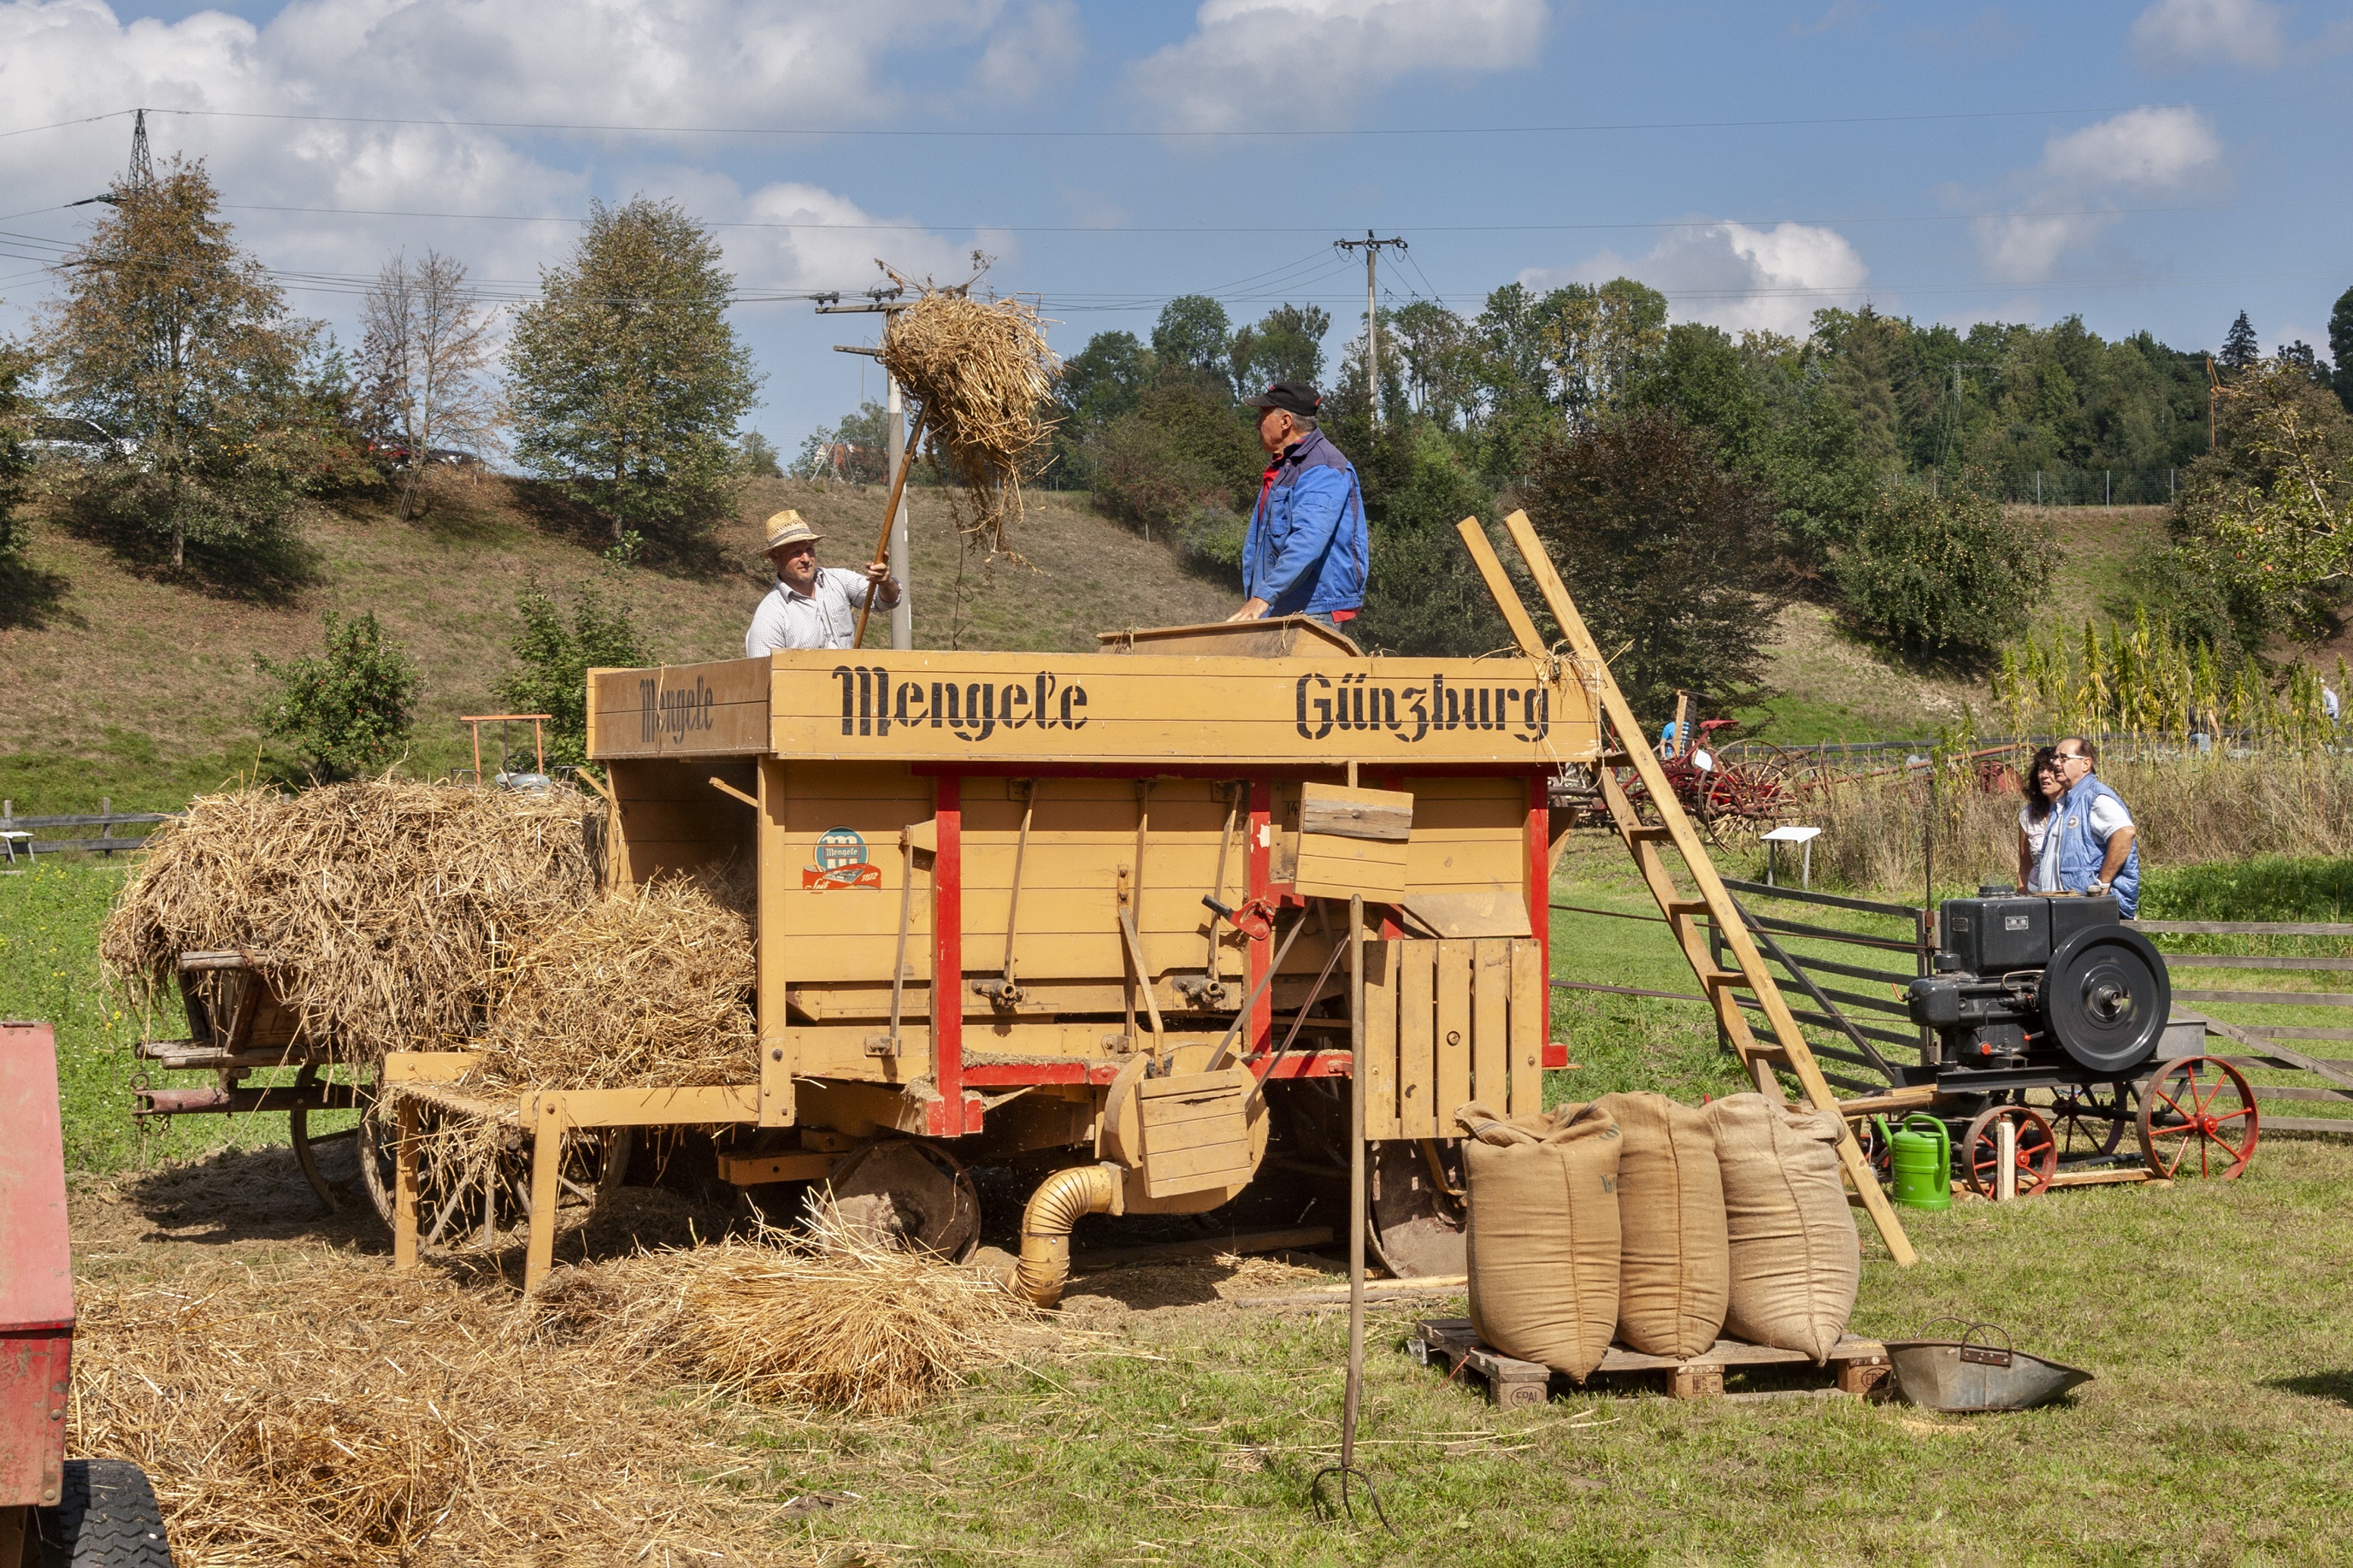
[1874,1113,1952,1213]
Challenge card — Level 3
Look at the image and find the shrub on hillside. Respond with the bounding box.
[1827,485,2053,663]
[496,582,651,768]
[257,610,420,781]
[1083,374,1261,539]
[1520,408,1787,718]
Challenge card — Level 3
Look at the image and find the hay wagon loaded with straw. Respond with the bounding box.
[378,518,1921,1301]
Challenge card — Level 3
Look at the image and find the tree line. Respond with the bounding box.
[1034,278,2353,718]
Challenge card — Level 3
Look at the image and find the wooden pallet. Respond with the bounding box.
[1409,1317,1890,1406]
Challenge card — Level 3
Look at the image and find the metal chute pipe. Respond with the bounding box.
[1014,1162,1118,1307]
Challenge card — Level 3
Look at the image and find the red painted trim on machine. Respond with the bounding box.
[1247,777,1273,1056]
[933,775,966,1135]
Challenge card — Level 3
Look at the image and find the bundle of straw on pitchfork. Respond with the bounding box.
[858,262,1059,636]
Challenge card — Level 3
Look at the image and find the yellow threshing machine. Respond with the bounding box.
[383,516,1914,1300]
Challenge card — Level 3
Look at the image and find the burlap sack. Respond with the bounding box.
[1703,1093,1860,1361]
[1595,1092,1728,1359]
[1454,1099,1621,1378]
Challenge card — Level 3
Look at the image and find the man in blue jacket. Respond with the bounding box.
[2048,736,2141,916]
[1227,380,1367,632]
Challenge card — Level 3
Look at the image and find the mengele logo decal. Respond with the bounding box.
[803,826,882,891]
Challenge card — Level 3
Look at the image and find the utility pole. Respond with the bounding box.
[1332,232,1406,427]
[818,286,912,651]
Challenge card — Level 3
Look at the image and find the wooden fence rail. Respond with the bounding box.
[0,798,179,860]
[2130,918,2353,1136]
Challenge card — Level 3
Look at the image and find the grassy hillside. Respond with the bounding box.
[0,475,1236,816]
[1743,504,2170,745]
[0,486,2175,813]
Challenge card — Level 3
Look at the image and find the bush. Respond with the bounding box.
[1521,408,1788,719]
[1083,373,1261,538]
[1828,485,2053,662]
[495,582,651,768]
[257,610,420,781]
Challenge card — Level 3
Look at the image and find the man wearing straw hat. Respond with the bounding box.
[1226,380,1367,632]
[744,510,900,655]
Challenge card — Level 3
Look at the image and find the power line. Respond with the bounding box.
[0,97,2317,142]
[144,192,2353,236]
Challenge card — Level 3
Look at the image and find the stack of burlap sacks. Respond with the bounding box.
[1454,1093,1860,1376]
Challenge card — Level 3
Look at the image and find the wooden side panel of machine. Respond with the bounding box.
[588,657,771,760]
[1397,776,1530,896]
[762,759,935,1002]
[1366,937,1546,1138]
[607,757,758,890]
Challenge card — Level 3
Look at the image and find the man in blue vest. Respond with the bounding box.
[2049,736,2140,916]
[1226,380,1367,633]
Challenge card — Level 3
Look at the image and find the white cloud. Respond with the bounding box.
[2128,0,2285,72]
[970,1,1083,104]
[1522,221,1870,339]
[1128,0,1548,132]
[1971,105,2222,282]
[729,182,983,294]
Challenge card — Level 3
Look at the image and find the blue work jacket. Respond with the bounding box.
[1242,430,1367,616]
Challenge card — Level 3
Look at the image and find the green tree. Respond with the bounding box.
[733,431,782,476]
[1083,374,1262,538]
[40,158,357,574]
[494,581,650,767]
[505,197,762,547]
[1520,409,1788,718]
[1151,295,1233,379]
[1228,304,1330,397]
[2329,285,2353,416]
[2220,310,2261,371]
[1827,484,2055,662]
[793,400,889,483]
[257,610,420,781]
[0,338,34,557]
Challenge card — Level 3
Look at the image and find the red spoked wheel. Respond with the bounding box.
[1697,751,1801,851]
[2020,1081,2133,1159]
[2138,1055,2259,1180]
[1961,1104,2058,1198]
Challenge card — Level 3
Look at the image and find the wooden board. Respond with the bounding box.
[1508,938,1544,1118]
[1298,782,1414,841]
[1472,939,1510,1111]
[1362,941,1401,1141]
[1436,940,1473,1130]
[764,650,1595,765]
[1294,834,1410,902]
[589,657,771,759]
[1399,940,1438,1139]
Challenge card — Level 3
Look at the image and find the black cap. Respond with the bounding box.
[1241,380,1321,416]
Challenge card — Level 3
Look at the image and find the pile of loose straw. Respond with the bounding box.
[876,264,1060,556]
[540,1198,1053,1416]
[71,1212,1048,1562]
[69,1252,848,1567]
[101,781,596,1061]
[466,871,757,1093]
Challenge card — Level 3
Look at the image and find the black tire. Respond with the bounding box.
[35,1459,174,1567]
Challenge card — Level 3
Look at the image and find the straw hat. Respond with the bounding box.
[762,510,823,551]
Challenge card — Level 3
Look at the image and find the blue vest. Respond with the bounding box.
[2051,775,2139,917]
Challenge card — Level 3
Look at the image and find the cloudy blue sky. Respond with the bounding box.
[3,0,2348,450]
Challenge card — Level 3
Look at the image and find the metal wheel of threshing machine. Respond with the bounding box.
[2137,1054,2259,1180]
[356,1093,633,1253]
[1960,1104,2058,1198]
[822,1137,982,1261]
[1697,746,1802,852]
[2015,1080,2134,1159]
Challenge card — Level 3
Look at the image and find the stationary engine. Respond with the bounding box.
[1905,891,2171,1077]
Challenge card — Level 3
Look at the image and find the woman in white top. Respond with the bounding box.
[2016,746,2064,891]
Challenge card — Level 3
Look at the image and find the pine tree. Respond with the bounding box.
[2329,285,2353,416]
[2219,309,2261,371]
[505,197,761,546]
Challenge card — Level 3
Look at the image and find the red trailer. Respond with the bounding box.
[1,1021,174,1566]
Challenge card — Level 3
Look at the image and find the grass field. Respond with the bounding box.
[16,814,2353,1561]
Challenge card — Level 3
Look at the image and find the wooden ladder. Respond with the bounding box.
[1459,510,1917,1267]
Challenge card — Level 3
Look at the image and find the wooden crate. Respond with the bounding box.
[1365,938,1545,1140]
[1409,1318,1891,1406]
